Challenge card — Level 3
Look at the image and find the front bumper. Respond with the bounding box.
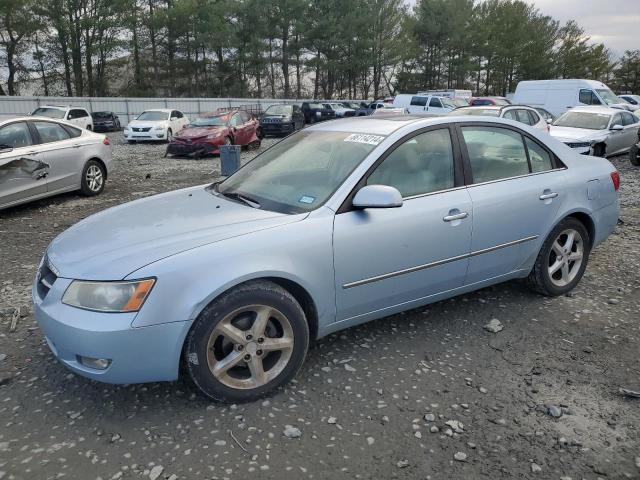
[260,122,294,136]
[93,123,116,132]
[33,276,191,384]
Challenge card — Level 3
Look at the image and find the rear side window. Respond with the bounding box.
[34,121,71,143]
[525,137,553,173]
[527,110,540,125]
[410,96,427,107]
[516,109,534,125]
[62,124,82,138]
[68,109,88,119]
[0,122,32,148]
[462,127,529,183]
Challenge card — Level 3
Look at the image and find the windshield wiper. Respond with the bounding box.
[219,190,261,208]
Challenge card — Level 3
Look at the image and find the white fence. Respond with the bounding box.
[0,96,326,124]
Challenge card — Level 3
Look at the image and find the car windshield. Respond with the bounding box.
[451,108,500,116]
[92,111,112,119]
[493,98,510,105]
[218,130,383,213]
[189,116,226,127]
[136,111,169,121]
[308,103,323,109]
[32,107,65,119]
[452,98,469,107]
[265,105,293,115]
[553,111,610,130]
[595,88,622,105]
[440,98,457,109]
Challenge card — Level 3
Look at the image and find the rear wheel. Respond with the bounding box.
[185,280,309,402]
[80,160,106,196]
[630,143,640,166]
[528,218,590,296]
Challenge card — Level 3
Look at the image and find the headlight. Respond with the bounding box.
[283,116,292,122]
[154,126,165,131]
[206,134,221,140]
[315,111,321,117]
[62,279,155,312]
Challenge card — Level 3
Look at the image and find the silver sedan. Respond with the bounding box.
[0,117,112,210]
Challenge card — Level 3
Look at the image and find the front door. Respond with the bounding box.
[458,124,565,284]
[0,121,47,208]
[333,127,472,321]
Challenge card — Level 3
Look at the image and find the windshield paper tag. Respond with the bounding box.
[299,195,315,204]
[344,134,385,146]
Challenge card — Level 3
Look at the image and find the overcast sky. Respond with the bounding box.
[522,0,639,54]
[407,0,638,55]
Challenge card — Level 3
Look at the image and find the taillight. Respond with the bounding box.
[610,171,620,191]
[103,136,110,145]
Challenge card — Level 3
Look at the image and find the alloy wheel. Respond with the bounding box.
[85,164,103,192]
[547,228,584,287]
[206,305,294,390]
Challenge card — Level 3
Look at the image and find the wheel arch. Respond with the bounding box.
[86,156,108,180]
[547,209,596,248]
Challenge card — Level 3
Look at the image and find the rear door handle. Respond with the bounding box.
[72,144,82,148]
[443,212,469,222]
[539,192,558,200]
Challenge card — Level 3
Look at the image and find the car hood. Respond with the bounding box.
[176,126,226,138]
[47,185,302,280]
[549,126,605,142]
[128,119,167,128]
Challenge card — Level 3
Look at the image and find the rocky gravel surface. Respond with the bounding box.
[0,135,639,480]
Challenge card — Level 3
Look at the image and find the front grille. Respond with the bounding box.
[132,127,151,132]
[37,256,58,299]
[565,142,591,149]
[261,118,281,124]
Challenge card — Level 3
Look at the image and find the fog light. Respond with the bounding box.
[78,356,111,370]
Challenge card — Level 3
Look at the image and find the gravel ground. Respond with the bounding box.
[0,134,639,480]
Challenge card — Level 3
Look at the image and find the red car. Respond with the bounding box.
[167,110,261,157]
[469,96,511,106]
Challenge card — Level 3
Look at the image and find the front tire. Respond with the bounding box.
[528,218,590,296]
[80,159,106,196]
[185,280,309,402]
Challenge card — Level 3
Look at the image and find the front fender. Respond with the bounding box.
[128,210,336,332]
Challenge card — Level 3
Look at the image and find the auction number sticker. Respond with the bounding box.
[344,134,385,146]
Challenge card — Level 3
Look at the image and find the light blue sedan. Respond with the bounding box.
[33,115,620,402]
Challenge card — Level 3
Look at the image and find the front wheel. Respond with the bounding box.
[630,143,640,166]
[80,160,106,196]
[528,218,590,296]
[185,280,309,402]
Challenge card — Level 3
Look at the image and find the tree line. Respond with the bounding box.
[1,0,639,99]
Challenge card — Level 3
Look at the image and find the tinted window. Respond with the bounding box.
[410,96,427,107]
[621,112,638,126]
[367,129,455,197]
[579,89,601,105]
[62,125,82,138]
[34,121,71,143]
[471,99,492,106]
[462,127,529,183]
[0,122,32,148]
[525,137,553,173]
[68,109,88,119]
[429,97,442,108]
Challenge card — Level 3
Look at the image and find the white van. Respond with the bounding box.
[419,89,473,101]
[512,79,633,117]
[392,94,457,115]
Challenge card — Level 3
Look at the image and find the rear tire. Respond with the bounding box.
[527,218,590,296]
[185,280,309,402]
[630,143,640,166]
[80,160,106,196]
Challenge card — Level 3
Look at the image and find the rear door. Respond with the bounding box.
[333,127,472,321]
[32,121,81,193]
[619,112,640,153]
[458,124,565,284]
[0,121,47,207]
[427,97,447,115]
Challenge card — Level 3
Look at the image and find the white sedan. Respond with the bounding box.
[450,105,549,132]
[550,106,640,157]
[123,109,189,143]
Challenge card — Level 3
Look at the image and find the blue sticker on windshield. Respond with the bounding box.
[299,195,315,204]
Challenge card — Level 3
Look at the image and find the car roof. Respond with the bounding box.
[141,108,173,113]
[36,105,71,109]
[569,106,621,115]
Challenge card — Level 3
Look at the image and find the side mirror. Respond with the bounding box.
[352,185,403,209]
[610,124,624,131]
[546,118,553,124]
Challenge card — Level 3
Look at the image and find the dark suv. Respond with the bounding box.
[300,101,336,124]
[259,104,305,136]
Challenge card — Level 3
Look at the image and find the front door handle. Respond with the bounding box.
[443,212,469,222]
[539,192,558,200]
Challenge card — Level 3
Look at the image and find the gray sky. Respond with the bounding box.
[522,0,639,54]
[407,0,639,55]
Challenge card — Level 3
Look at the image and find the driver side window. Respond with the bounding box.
[579,89,601,105]
[367,129,455,198]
